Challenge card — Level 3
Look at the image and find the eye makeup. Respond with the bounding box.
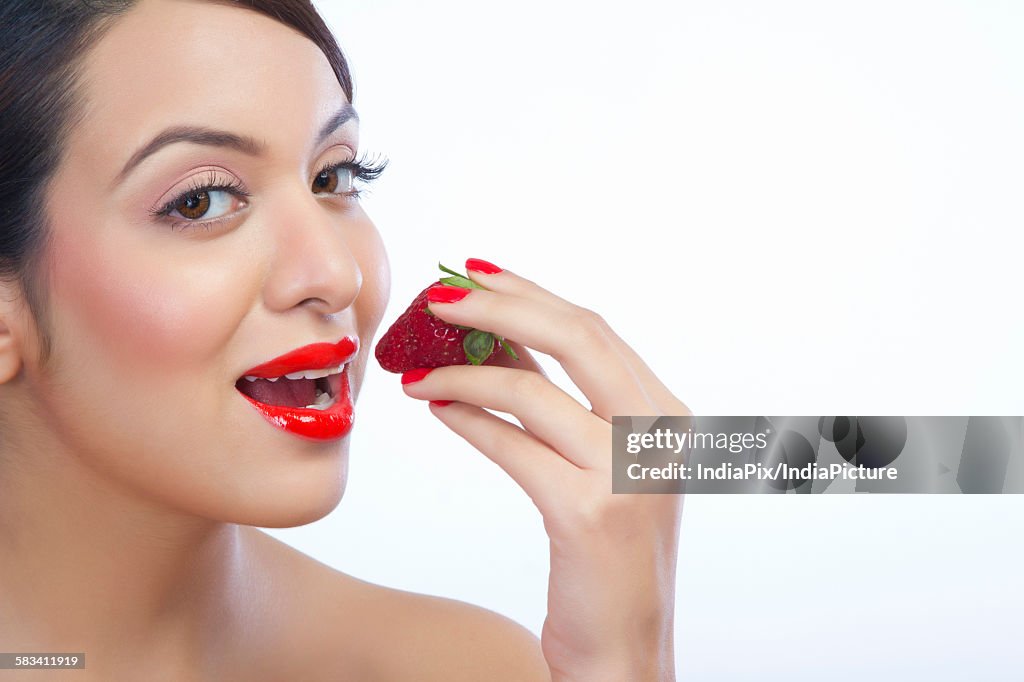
[313,150,388,193]
[148,169,252,229]
[147,150,389,231]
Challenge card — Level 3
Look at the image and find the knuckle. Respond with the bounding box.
[507,369,545,400]
[565,307,610,347]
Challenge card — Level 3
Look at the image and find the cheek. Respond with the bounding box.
[348,221,390,385]
[36,225,280,519]
[50,231,253,378]
[355,222,391,333]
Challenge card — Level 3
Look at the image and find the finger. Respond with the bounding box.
[426,400,573,510]
[467,261,682,414]
[403,365,607,469]
[426,286,655,420]
[599,326,690,414]
[465,259,578,309]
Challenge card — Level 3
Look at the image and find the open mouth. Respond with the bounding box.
[235,365,345,411]
[234,335,358,441]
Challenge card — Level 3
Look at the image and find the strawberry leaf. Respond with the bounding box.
[498,337,519,360]
[439,262,489,290]
[463,330,495,365]
[437,262,464,279]
[439,275,485,290]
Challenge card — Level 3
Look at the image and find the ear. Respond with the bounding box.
[0,280,26,384]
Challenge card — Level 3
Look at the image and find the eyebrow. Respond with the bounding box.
[114,102,359,184]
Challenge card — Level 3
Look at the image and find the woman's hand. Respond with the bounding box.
[400,259,688,682]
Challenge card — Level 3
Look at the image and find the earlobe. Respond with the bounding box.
[0,285,24,384]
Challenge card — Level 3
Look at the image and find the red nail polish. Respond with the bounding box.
[429,400,453,407]
[465,258,502,274]
[401,367,434,385]
[426,285,470,303]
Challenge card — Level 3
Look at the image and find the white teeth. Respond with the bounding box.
[304,388,337,410]
[284,366,343,381]
[242,364,345,383]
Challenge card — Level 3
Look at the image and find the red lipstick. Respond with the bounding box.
[242,336,359,378]
[237,336,358,441]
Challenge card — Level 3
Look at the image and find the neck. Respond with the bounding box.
[0,433,254,666]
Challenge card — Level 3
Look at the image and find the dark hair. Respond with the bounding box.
[0,0,354,365]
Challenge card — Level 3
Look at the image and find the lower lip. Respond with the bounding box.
[237,366,354,441]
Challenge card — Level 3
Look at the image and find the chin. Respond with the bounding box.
[212,443,351,528]
[242,494,344,528]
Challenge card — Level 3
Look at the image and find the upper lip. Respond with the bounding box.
[240,335,359,379]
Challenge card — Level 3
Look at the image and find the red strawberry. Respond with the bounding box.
[374,263,519,373]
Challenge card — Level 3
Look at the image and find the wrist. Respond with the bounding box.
[550,656,673,682]
[547,637,675,682]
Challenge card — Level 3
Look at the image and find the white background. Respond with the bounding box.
[263,2,1024,678]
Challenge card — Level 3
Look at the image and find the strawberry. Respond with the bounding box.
[374,263,519,373]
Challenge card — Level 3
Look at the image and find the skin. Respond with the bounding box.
[411,275,688,682]
[0,0,687,680]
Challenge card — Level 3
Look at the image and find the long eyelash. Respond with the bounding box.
[318,150,390,195]
[148,170,251,219]
[148,150,389,228]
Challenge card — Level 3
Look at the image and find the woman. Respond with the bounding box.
[0,0,688,679]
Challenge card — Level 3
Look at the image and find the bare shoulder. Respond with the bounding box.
[245,528,551,682]
[356,579,552,682]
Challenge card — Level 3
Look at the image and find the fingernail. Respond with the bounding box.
[426,285,471,303]
[465,258,503,274]
[429,400,453,407]
[401,367,434,385]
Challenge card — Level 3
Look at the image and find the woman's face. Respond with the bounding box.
[7,0,390,526]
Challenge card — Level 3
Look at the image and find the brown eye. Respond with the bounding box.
[313,169,337,193]
[176,191,212,219]
[313,165,355,194]
[163,188,242,224]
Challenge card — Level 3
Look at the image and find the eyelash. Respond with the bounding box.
[315,150,389,194]
[148,150,389,230]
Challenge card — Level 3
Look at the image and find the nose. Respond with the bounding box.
[261,190,362,316]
